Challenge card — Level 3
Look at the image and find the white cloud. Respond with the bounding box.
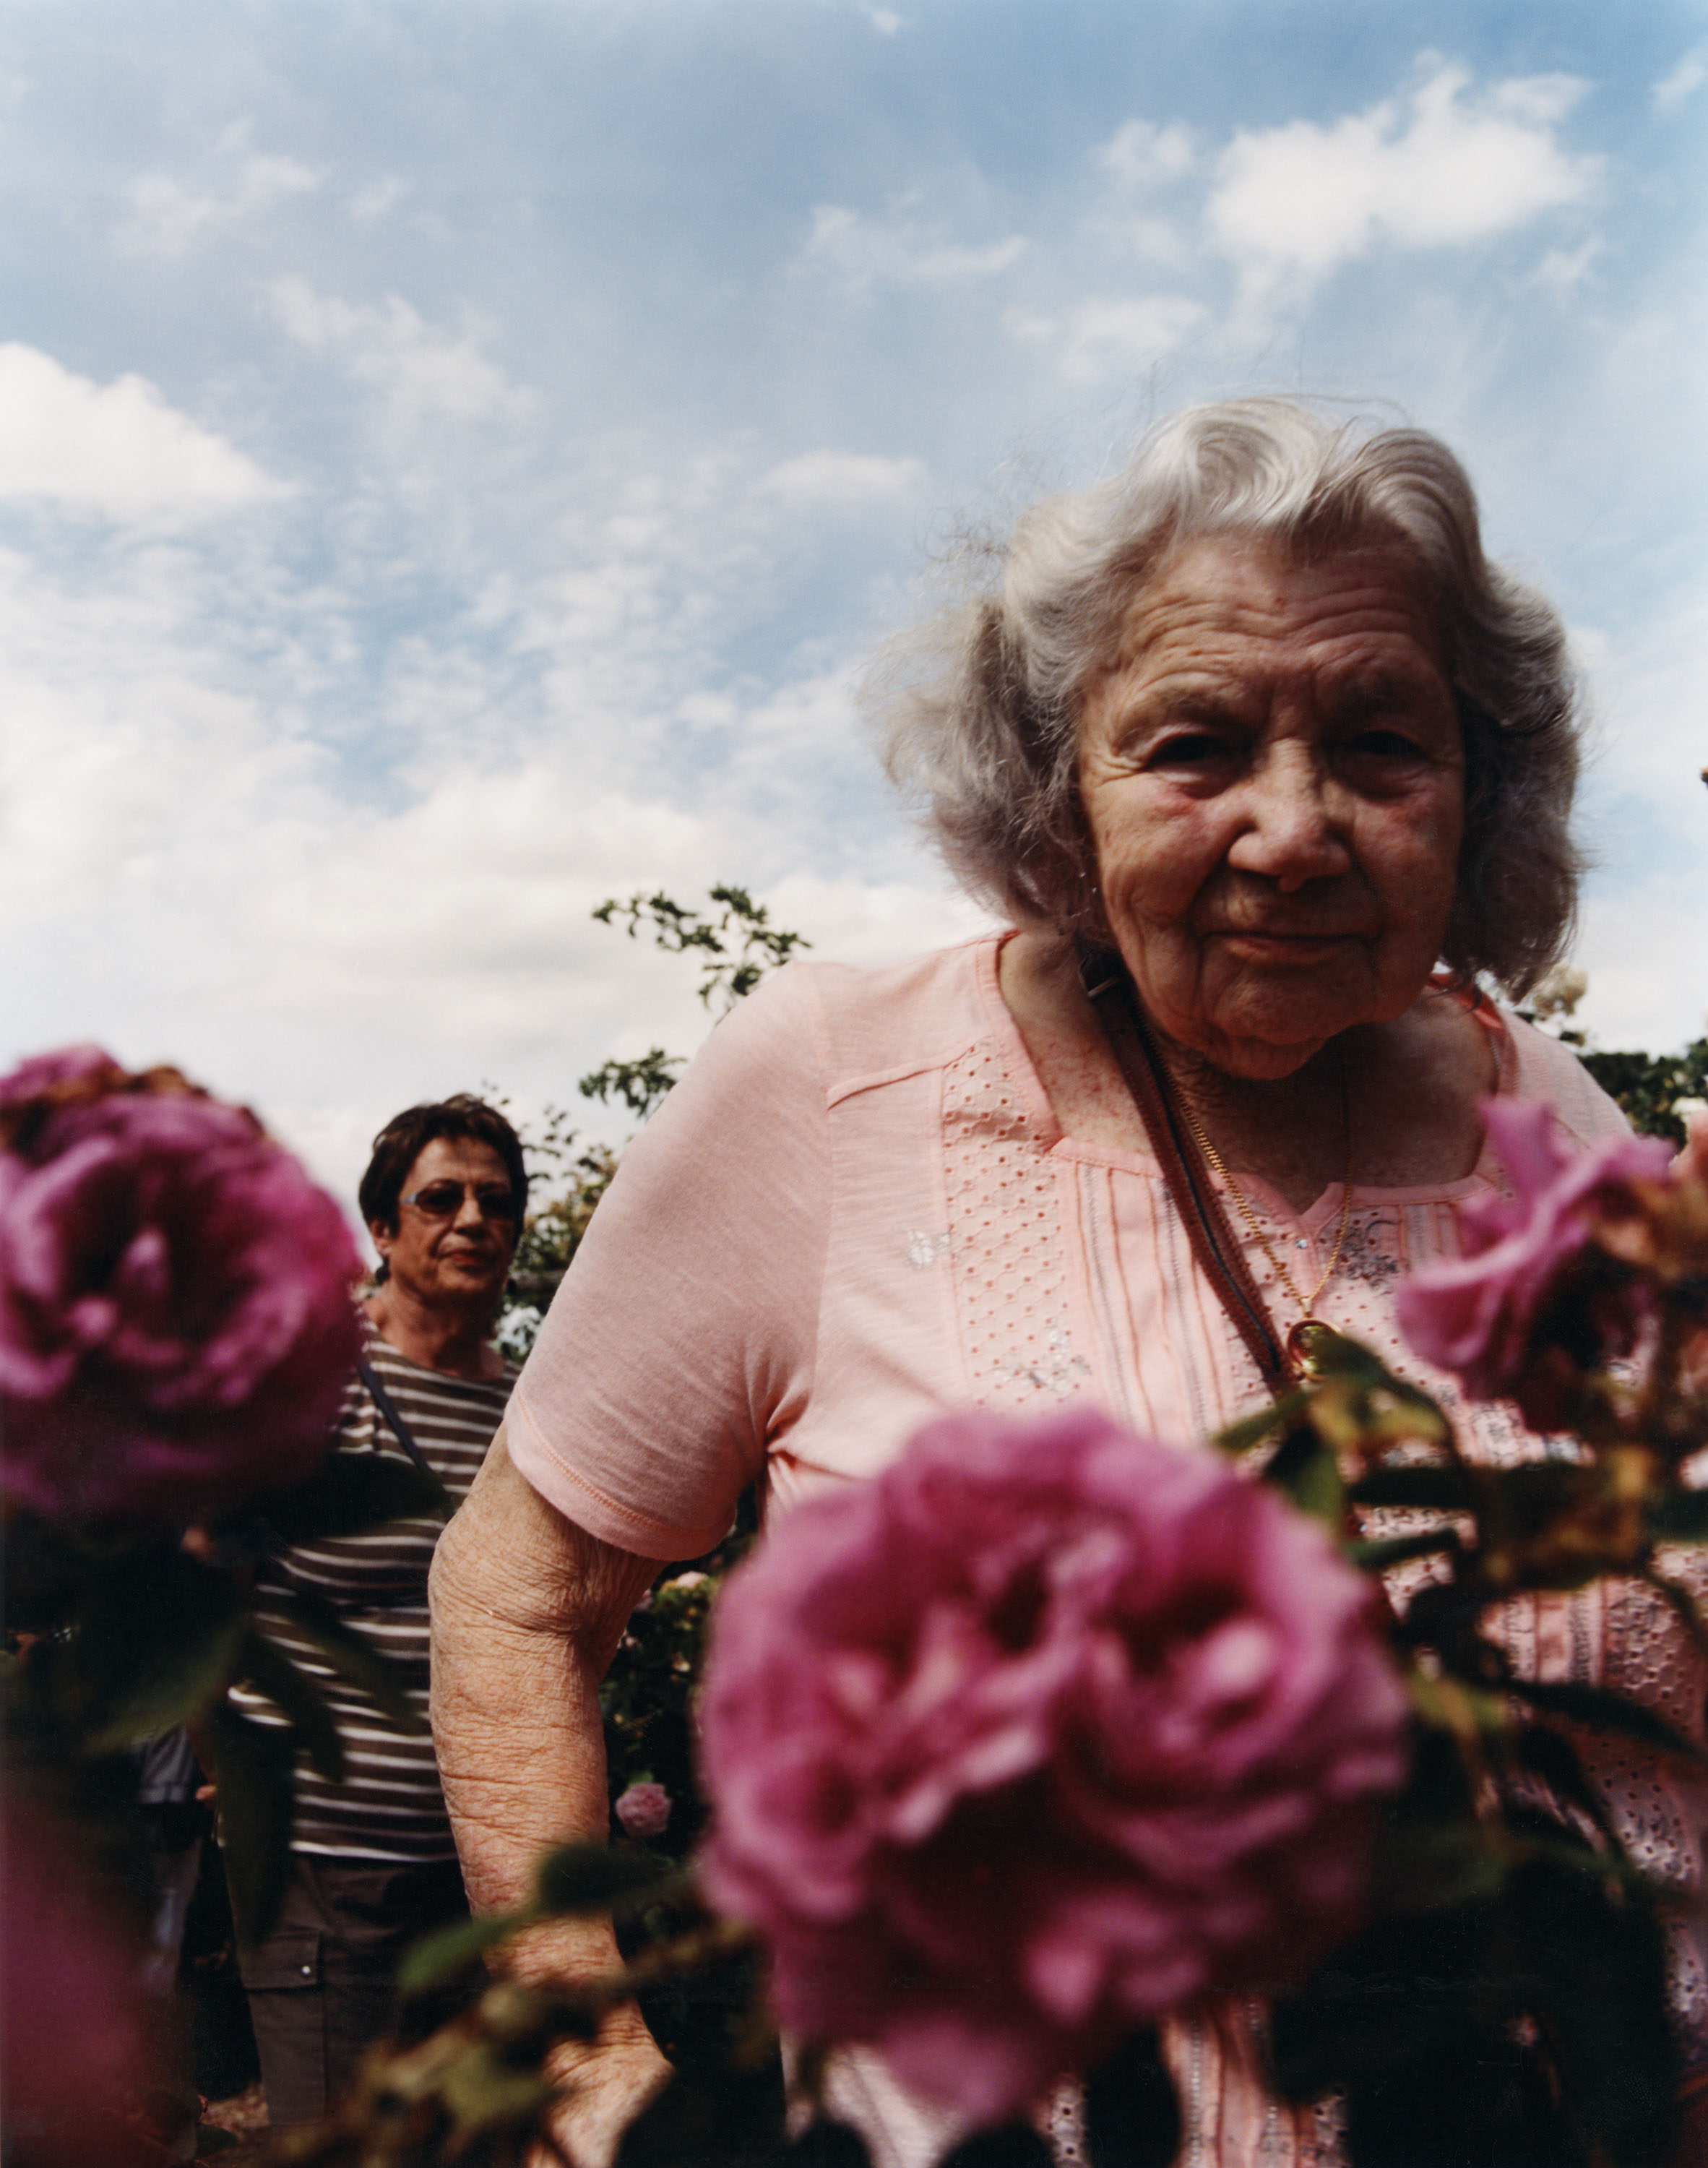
[0,579,966,1201]
[763,872,993,968]
[3,6,1698,1211]
[1566,580,1708,1053]
[116,122,320,256]
[1533,238,1605,293]
[1097,119,1196,190]
[1575,870,1708,1055]
[350,175,409,224]
[1207,60,1598,288]
[801,203,1027,289]
[1007,295,1207,384]
[1652,48,1707,112]
[1583,585,1708,835]
[264,278,530,423]
[0,343,283,517]
[251,770,725,991]
[757,449,928,507]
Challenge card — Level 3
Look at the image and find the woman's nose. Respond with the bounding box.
[1224,744,1352,892]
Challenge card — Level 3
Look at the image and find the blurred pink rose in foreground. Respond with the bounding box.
[0,1043,129,1113]
[698,1406,1408,2123]
[1396,1098,1672,1416]
[0,1047,363,1524]
[1,1782,164,2168]
[614,1781,673,1841]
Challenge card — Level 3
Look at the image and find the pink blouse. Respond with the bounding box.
[509,934,1708,2167]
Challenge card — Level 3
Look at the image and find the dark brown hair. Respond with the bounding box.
[358,1093,528,1239]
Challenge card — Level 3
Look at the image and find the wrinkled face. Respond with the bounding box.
[1077,535,1465,1080]
[371,1135,518,1316]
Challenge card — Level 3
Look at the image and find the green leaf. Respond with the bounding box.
[1343,2027,1577,2168]
[396,1911,524,1995]
[255,1452,448,1545]
[1269,1440,1343,1527]
[1,1513,90,1637]
[1347,1526,1461,1573]
[1214,1390,1309,1457]
[438,2043,558,2147]
[273,1588,422,1731]
[204,1700,298,1951]
[81,1549,249,1751]
[1501,1677,1708,1770]
[578,1049,686,1121]
[1290,1333,1452,1456]
[1405,1668,1509,1739]
[1647,1489,1708,1544]
[532,1841,676,1918]
[1505,1853,1679,2163]
[613,2056,787,2167]
[1271,1901,1501,2101]
[232,1632,345,1787]
[1369,1820,1512,1915]
[1349,1464,1470,1510]
[1510,1724,1618,1850]
[1295,1328,1392,1385]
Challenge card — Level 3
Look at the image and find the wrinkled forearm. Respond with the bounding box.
[428,1424,660,1983]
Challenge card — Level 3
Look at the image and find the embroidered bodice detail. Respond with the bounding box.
[941,1041,1089,1408]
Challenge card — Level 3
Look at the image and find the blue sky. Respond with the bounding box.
[1,0,1704,1208]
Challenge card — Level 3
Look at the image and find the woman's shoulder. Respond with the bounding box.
[615,933,1005,1175]
[1498,1009,1632,1146]
[741,932,1004,1090]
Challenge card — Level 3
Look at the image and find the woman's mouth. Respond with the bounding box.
[1212,929,1360,963]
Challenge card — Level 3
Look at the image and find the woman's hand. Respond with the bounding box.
[528,2005,672,2168]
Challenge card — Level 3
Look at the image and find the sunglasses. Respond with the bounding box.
[400,1181,519,1221]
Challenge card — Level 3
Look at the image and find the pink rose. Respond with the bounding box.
[1395,1099,1673,1413]
[614,1781,673,1841]
[698,1406,1408,2123]
[0,1051,363,1524]
[1,1782,163,2168]
[0,1044,127,1115]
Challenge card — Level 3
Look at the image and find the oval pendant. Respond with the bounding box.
[1286,1318,1336,1377]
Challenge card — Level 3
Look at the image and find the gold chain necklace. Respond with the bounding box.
[1173,1056,1355,1375]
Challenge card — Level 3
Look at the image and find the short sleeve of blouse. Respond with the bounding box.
[1503,1012,1633,1148]
[505,964,832,1560]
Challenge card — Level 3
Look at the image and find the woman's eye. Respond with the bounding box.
[1150,731,1238,768]
[1342,728,1424,762]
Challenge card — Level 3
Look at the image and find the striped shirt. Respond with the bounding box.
[230,1336,513,1862]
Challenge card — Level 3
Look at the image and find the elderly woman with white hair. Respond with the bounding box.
[429,400,1707,2166]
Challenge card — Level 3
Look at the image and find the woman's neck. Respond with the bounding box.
[997,929,1496,1214]
[364,1286,506,1380]
[1157,1031,1355,1208]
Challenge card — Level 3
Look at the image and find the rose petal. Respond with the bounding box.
[699,1404,1407,2122]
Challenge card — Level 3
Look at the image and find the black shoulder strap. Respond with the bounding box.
[355,1351,450,1512]
[1077,945,1291,1397]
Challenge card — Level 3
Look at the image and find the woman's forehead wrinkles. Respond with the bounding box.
[1103,637,1446,720]
[1104,538,1445,678]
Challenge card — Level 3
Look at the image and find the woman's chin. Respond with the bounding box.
[1163,1002,1363,1080]
[1196,1033,1332,1082]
